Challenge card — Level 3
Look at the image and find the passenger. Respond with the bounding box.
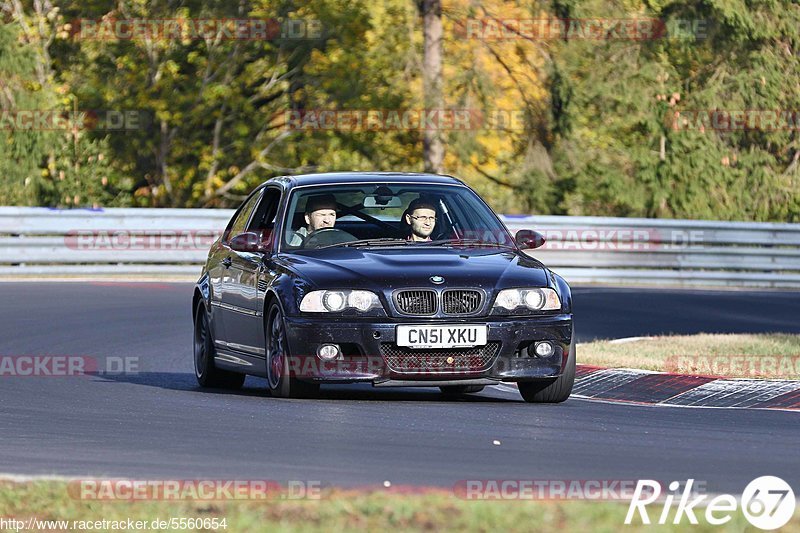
[289,193,338,246]
[404,198,437,242]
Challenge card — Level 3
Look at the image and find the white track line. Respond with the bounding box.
[0,473,84,482]
[607,336,655,344]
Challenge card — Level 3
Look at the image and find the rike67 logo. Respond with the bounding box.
[626,476,796,530]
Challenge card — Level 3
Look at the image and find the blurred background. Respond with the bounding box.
[1,0,798,221]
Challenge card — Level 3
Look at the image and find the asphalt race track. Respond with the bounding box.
[1,282,798,494]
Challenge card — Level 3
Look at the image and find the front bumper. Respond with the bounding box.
[282,314,573,385]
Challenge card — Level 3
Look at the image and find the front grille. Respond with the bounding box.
[257,279,268,292]
[380,342,501,373]
[395,290,437,315]
[442,290,483,314]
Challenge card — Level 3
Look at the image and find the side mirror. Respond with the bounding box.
[229,231,268,253]
[515,229,546,250]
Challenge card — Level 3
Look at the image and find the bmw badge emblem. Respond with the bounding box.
[430,275,445,284]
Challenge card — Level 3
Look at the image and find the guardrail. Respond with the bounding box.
[503,215,800,288]
[1,207,799,287]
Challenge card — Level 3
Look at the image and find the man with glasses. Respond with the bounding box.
[404,197,437,242]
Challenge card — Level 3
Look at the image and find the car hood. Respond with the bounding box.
[278,247,551,291]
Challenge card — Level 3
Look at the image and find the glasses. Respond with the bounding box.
[409,215,436,223]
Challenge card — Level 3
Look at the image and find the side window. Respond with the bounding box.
[227,193,260,240]
[247,188,281,232]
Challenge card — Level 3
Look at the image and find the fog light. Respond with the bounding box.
[317,344,341,360]
[533,342,554,358]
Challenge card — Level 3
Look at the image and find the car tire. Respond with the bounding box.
[518,339,576,403]
[266,301,320,399]
[439,385,485,395]
[194,302,246,390]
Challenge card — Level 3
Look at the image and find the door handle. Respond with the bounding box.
[222,256,232,268]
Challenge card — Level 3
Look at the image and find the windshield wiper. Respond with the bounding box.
[319,238,411,249]
[424,238,516,249]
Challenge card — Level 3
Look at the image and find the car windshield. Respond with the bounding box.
[281,183,515,251]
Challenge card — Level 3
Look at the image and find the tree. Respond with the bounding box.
[544,0,800,221]
[418,0,444,173]
[1,0,798,221]
[0,0,124,207]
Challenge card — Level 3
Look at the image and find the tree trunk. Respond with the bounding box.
[419,0,444,173]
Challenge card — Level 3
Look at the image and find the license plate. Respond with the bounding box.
[396,325,488,349]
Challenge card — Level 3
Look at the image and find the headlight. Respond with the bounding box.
[492,288,560,313]
[300,290,382,313]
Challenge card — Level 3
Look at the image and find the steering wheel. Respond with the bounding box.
[302,228,358,249]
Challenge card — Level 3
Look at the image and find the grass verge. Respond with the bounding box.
[578,333,800,379]
[2,481,799,532]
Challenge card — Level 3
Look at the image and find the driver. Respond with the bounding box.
[289,193,337,246]
[404,198,437,242]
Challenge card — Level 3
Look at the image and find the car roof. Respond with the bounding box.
[264,171,466,188]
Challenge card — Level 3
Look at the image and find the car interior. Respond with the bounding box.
[283,186,457,249]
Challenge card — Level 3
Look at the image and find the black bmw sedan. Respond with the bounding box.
[192,172,575,402]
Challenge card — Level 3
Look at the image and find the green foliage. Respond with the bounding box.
[0,7,127,207]
[546,0,800,221]
[0,21,53,205]
[0,0,798,221]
